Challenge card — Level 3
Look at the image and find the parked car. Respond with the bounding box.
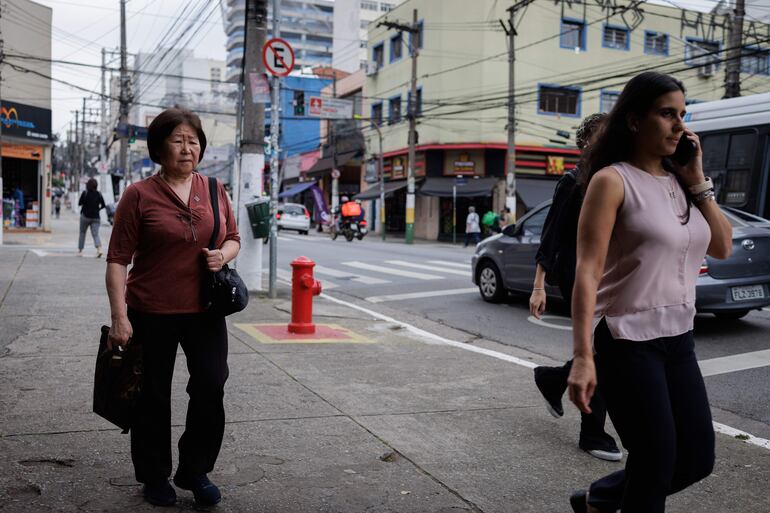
[276,203,310,234]
[471,200,770,319]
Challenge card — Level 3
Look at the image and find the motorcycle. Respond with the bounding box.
[331,217,368,242]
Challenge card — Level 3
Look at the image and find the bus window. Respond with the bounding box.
[727,132,755,168]
[701,131,756,208]
[702,134,728,171]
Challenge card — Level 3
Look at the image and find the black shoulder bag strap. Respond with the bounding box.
[207,176,220,251]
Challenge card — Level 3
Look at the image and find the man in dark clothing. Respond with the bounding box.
[78,178,106,257]
[529,113,623,462]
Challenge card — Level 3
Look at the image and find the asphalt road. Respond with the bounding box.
[267,229,770,441]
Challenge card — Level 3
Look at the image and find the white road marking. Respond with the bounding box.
[342,261,442,280]
[427,260,470,269]
[279,233,319,242]
[314,265,389,285]
[527,315,573,331]
[319,292,770,453]
[365,288,478,304]
[699,349,770,377]
[31,250,48,257]
[275,267,337,289]
[386,260,470,276]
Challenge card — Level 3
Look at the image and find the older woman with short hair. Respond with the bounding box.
[106,108,240,507]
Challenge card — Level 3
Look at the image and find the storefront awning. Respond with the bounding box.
[516,178,558,210]
[279,181,316,199]
[418,177,498,198]
[354,180,409,201]
[304,150,361,177]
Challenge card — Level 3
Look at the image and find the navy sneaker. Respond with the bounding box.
[173,473,222,506]
[142,480,177,507]
[533,366,567,418]
[579,435,623,462]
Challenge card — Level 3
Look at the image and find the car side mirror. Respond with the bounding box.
[503,223,521,237]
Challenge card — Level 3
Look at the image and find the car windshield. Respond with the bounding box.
[719,206,770,228]
[282,205,305,215]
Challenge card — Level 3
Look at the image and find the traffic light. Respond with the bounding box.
[293,91,305,116]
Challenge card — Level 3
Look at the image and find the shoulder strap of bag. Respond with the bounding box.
[207,176,220,251]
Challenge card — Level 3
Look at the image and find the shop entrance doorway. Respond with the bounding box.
[438,195,493,242]
[2,156,40,228]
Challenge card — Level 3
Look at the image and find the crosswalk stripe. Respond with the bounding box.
[699,349,770,377]
[315,265,389,285]
[342,261,442,280]
[366,288,478,303]
[427,260,470,269]
[275,267,337,289]
[386,260,470,276]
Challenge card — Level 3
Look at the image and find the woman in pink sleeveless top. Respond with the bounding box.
[566,72,733,513]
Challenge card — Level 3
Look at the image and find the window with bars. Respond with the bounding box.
[389,96,402,124]
[390,33,403,61]
[644,31,668,56]
[380,2,395,11]
[685,39,720,66]
[360,1,378,11]
[560,19,585,51]
[372,43,384,68]
[538,85,580,117]
[603,26,629,50]
[741,47,769,75]
[371,103,383,126]
[600,91,620,113]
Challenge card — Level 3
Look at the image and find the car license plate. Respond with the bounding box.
[731,285,766,301]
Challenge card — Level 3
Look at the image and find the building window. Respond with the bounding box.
[741,47,770,75]
[360,1,378,11]
[538,85,580,117]
[371,102,383,126]
[600,90,620,113]
[603,25,629,50]
[560,19,585,51]
[644,31,669,56]
[210,67,221,81]
[390,33,403,62]
[408,88,423,116]
[372,42,384,68]
[360,19,370,29]
[685,39,720,67]
[410,20,424,49]
[380,2,395,11]
[389,96,401,124]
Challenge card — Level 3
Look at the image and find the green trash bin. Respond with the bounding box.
[245,198,271,239]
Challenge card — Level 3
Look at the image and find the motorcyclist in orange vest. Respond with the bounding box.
[340,198,362,219]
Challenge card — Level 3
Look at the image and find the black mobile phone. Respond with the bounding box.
[672,135,696,166]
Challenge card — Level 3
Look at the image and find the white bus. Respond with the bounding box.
[685,92,770,219]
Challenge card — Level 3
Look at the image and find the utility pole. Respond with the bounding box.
[330,78,338,221]
[724,0,745,98]
[100,48,107,164]
[378,10,419,244]
[268,0,281,298]
[74,110,80,195]
[119,0,130,184]
[81,98,87,182]
[235,0,268,291]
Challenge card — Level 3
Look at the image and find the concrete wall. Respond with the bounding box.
[414,195,438,240]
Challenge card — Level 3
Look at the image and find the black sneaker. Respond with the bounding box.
[579,434,623,462]
[142,480,177,507]
[173,473,222,506]
[569,490,588,513]
[533,366,567,418]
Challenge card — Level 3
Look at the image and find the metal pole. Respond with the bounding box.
[119,0,130,184]
[268,0,281,298]
[81,98,87,180]
[452,184,456,245]
[100,48,107,164]
[724,0,745,99]
[330,78,339,220]
[376,123,385,240]
[74,110,80,193]
[505,6,517,220]
[405,8,419,244]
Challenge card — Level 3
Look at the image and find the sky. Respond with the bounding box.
[27,0,730,140]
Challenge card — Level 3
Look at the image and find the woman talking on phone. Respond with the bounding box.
[567,72,732,513]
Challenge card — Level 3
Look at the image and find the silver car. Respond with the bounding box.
[277,203,311,235]
[471,201,770,320]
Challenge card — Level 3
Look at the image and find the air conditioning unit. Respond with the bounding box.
[698,62,717,78]
[365,60,379,76]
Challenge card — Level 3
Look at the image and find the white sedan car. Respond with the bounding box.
[277,203,311,234]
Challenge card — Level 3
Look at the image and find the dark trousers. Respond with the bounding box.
[464,232,480,247]
[128,308,229,484]
[588,319,715,513]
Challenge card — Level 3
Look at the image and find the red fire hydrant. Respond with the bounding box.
[288,256,322,334]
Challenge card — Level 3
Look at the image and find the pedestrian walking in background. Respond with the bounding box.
[567,72,732,513]
[529,113,622,462]
[464,206,481,247]
[78,178,105,257]
[53,195,62,219]
[105,108,241,508]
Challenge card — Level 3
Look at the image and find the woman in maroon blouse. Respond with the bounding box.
[106,108,240,507]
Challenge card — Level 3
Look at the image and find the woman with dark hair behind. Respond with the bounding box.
[78,177,106,257]
[567,72,732,513]
[106,108,240,507]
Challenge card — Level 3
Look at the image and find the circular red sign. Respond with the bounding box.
[262,38,295,77]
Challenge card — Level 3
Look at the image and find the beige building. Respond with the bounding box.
[363,0,770,240]
[1,0,54,232]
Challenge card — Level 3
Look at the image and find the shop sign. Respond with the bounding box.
[392,156,406,179]
[546,156,565,175]
[0,100,52,141]
[453,152,475,175]
[1,143,43,160]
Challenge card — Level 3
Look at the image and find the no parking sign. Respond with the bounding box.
[262,38,295,77]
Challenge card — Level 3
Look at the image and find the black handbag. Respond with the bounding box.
[202,176,249,316]
[93,325,143,433]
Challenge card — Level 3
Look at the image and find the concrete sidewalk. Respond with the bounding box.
[1,242,769,512]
